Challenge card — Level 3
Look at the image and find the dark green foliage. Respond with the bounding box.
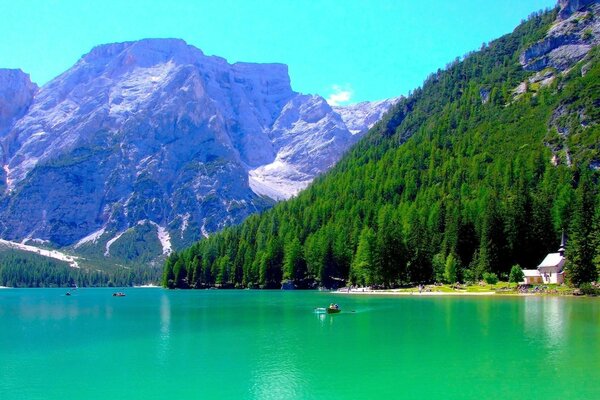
[483,272,499,287]
[350,227,376,286]
[579,282,600,296]
[594,196,600,276]
[509,265,525,284]
[444,254,458,284]
[166,10,599,289]
[0,249,160,287]
[566,168,599,285]
[109,223,163,263]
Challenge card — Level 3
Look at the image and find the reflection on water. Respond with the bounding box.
[543,297,565,349]
[249,298,304,400]
[523,296,566,360]
[250,356,301,400]
[157,292,171,364]
[1,290,598,400]
[314,310,337,326]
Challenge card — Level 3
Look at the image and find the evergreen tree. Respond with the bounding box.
[283,237,307,285]
[567,169,598,285]
[350,227,376,286]
[509,264,524,284]
[432,253,446,283]
[162,254,176,288]
[444,253,458,284]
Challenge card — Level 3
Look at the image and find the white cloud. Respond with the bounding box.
[326,84,353,106]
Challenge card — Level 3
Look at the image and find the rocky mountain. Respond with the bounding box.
[249,96,395,200]
[518,0,600,168]
[521,0,599,72]
[0,39,395,261]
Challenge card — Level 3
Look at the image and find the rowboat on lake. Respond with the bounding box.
[327,303,341,314]
[314,303,341,314]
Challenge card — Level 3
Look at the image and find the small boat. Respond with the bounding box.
[326,303,341,314]
[112,292,126,297]
[65,292,71,296]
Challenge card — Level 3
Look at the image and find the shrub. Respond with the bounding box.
[483,272,499,287]
[579,282,599,296]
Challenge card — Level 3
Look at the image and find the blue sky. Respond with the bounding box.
[1,0,556,104]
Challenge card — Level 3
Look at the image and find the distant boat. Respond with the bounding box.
[327,304,341,314]
[65,292,71,296]
[314,304,342,314]
[112,292,126,297]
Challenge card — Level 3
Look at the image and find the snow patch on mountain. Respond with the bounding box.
[104,231,126,256]
[249,96,398,199]
[0,239,80,268]
[74,228,106,248]
[249,161,311,200]
[146,221,172,255]
[333,98,399,135]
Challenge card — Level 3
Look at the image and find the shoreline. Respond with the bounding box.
[333,289,569,297]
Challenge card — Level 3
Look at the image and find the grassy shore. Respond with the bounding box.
[335,282,577,296]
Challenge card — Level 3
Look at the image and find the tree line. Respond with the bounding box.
[0,249,162,287]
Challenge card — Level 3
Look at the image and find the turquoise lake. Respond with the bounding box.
[0,289,598,399]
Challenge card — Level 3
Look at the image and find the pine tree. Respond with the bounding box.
[350,227,376,286]
[509,264,524,284]
[593,194,600,277]
[566,169,598,286]
[283,237,306,284]
[162,253,177,288]
[173,259,187,288]
[444,253,458,284]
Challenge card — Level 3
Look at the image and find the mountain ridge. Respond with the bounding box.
[0,39,395,263]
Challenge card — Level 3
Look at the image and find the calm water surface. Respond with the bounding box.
[0,289,598,399]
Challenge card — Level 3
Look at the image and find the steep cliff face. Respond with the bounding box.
[0,39,394,258]
[0,69,37,193]
[521,1,599,72]
[0,69,37,140]
[558,0,597,19]
[517,1,600,169]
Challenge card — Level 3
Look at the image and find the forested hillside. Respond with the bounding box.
[164,8,600,289]
[0,249,160,287]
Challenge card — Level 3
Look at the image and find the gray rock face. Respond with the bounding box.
[521,2,599,71]
[558,0,597,19]
[0,69,37,192]
[249,96,399,200]
[0,69,37,141]
[0,39,394,253]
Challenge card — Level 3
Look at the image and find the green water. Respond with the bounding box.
[0,289,598,399]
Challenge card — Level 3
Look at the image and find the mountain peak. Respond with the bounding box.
[81,38,207,68]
